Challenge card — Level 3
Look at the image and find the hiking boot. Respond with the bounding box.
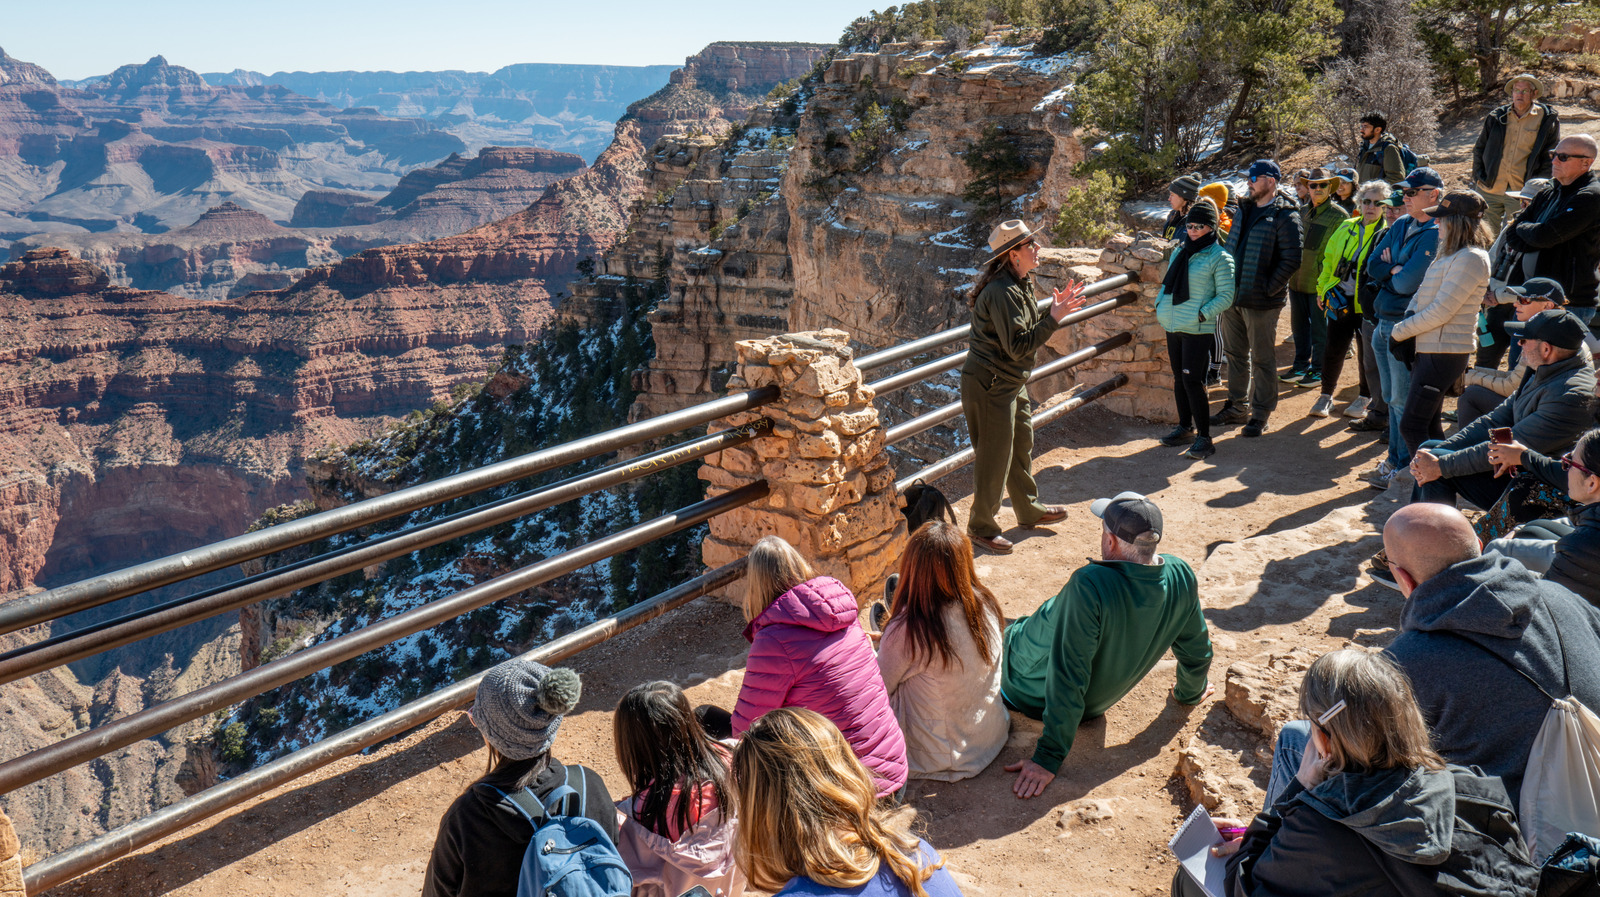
[1160,425,1196,447]
[1182,436,1216,460]
[870,599,890,632]
[1242,419,1267,437]
[1309,395,1335,418]
[1296,371,1323,388]
[969,532,1014,554]
[1348,413,1387,432]
[1211,403,1249,426]
[1344,396,1370,419]
[1279,367,1306,383]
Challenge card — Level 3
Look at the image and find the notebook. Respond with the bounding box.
[1168,804,1229,897]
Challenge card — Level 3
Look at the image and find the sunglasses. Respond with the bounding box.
[1401,187,1437,197]
[1515,293,1556,305]
[1563,452,1597,477]
[1359,199,1383,207]
[1184,223,1210,231]
[1550,151,1595,162]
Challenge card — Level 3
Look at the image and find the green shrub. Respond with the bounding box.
[948,56,972,73]
[851,102,897,170]
[962,124,1030,219]
[1052,170,1126,247]
[216,721,249,764]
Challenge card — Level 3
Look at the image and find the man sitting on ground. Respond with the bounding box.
[999,492,1213,799]
[1404,309,1596,517]
[1380,503,1600,805]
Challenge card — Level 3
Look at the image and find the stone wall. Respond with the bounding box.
[0,806,23,897]
[699,330,905,605]
[1032,233,1177,424]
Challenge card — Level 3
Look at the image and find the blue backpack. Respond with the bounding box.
[493,766,632,897]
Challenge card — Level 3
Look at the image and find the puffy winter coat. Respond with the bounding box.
[1392,247,1490,354]
[1226,194,1303,310]
[1154,242,1235,336]
[1433,352,1597,480]
[1549,501,1600,609]
[1466,342,1593,398]
[733,576,909,796]
[616,802,744,897]
[1227,765,1538,897]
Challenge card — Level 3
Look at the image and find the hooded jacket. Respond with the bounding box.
[1384,552,1600,805]
[1473,101,1561,189]
[1226,193,1303,310]
[1432,352,1596,480]
[1226,765,1538,897]
[616,803,744,897]
[1369,215,1439,321]
[1548,502,1600,610]
[1507,170,1600,308]
[733,576,909,796]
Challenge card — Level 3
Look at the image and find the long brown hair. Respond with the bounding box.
[970,251,1024,307]
[733,708,938,896]
[614,680,731,839]
[887,521,1004,669]
[1297,649,1446,776]
[1437,214,1493,257]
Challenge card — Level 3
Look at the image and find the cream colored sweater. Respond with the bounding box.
[1392,246,1491,354]
[876,602,1009,782]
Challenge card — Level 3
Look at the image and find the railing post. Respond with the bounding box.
[1033,234,1179,423]
[0,807,23,897]
[700,329,906,606]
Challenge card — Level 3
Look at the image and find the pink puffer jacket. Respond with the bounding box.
[732,576,909,796]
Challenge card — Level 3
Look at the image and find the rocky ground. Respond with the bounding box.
[40,315,1413,897]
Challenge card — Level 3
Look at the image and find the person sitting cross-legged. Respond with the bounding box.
[1000,492,1213,799]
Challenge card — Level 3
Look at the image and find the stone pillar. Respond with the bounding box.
[0,806,24,897]
[699,329,906,606]
[1033,233,1178,423]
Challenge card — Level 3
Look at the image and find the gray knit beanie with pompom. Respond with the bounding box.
[472,659,582,760]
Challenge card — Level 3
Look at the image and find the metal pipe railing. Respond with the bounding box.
[0,419,773,687]
[883,333,1133,446]
[22,558,749,894]
[0,386,780,637]
[0,481,768,795]
[854,273,1135,373]
[895,374,1129,492]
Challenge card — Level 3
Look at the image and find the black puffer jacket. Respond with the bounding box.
[1226,766,1538,897]
[1550,502,1600,608]
[1472,101,1561,187]
[1506,170,1600,308]
[1226,194,1303,310]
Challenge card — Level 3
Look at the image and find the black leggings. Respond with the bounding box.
[1167,331,1215,437]
[1401,352,1471,456]
[1320,313,1368,398]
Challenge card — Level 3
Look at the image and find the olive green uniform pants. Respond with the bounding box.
[960,370,1048,539]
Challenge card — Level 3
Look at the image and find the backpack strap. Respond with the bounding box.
[490,785,552,827]
[488,764,585,826]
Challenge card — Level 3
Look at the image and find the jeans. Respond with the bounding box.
[1572,306,1597,326]
[1265,720,1311,807]
[1401,352,1470,457]
[1373,319,1412,468]
[1359,316,1387,418]
[1287,289,1328,372]
[1221,304,1283,421]
[1320,313,1365,397]
[1168,331,1216,437]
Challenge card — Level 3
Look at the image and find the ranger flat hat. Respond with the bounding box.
[984,219,1051,266]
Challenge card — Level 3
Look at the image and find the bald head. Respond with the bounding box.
[1559,134,1599,157]
[1383,504,1481,590]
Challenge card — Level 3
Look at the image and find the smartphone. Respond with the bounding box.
[1491,427,1514,445]
[677,888,715,897]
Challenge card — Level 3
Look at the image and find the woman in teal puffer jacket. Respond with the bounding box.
[1155,199,1236,460]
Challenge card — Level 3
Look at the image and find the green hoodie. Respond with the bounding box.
[1000,555,1211,773]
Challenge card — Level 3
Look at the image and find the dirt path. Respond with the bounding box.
[44,322,1411,897]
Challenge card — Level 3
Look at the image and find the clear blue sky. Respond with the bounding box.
[8,1,873,81]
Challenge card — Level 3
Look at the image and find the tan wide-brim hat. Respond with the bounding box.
[1507,73,1545,97]
[984,219,1051,266]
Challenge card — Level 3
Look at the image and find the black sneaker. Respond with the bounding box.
[1242,419,1266,438]
[1348,414,1386,432]
[1204,370,1222,387]
[1211,403,1249,426]
[1182,436,1216,460]
[1160,425,1196,447]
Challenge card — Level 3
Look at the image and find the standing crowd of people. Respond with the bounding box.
[417,74,1600,897]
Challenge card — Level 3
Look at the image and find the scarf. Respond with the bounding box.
[1163,232,1217,305]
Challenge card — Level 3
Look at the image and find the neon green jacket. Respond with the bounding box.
[1316,216,1386,313]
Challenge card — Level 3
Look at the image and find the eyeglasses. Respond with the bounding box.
[1563,452,1597,477]
[1359,199,1383,206]
[1550,151,1595,162]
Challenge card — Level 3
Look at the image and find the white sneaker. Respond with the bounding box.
[1344,396,1369,419]
[1310,395,1334,418]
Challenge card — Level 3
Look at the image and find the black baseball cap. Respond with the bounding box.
[1504,277,1567,306]
[1505,309,1587,350]
[1091,491,1163,544]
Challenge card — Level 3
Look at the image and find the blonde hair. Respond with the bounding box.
[1297,649,1446,776]
[743,536,815,622]
[733,708,937,896]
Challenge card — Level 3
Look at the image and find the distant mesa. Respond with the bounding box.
[0,247,110,297]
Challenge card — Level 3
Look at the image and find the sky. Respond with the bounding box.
[6,0,875,81]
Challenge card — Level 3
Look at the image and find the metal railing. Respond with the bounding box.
[5,265,1148,891]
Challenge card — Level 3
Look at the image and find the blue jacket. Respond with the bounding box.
[1155,242,1236,335]
[1370,216,1439,320]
